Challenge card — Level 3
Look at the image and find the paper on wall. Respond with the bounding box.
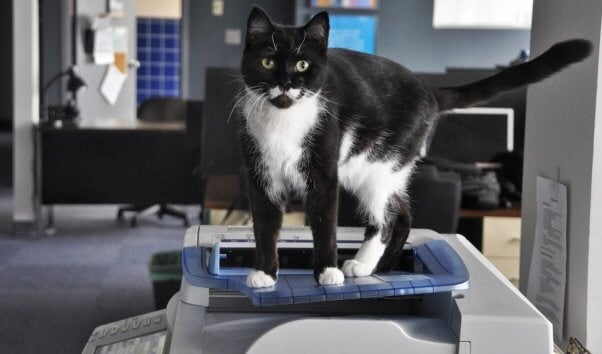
[527,175,568,343]
[113,27,128,73]
[109,0,125,18]
[224,28,241,45]
[113,27,128,53]
[100,64,127,105]
[212,0,224,16]
[92,16,114,65]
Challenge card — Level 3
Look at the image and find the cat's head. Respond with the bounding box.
[242,7,329,109]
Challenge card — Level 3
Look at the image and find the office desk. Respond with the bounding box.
[204,175,240,210]
[202,175,520,229]
[36,119,203,207]
[460,203,521,218]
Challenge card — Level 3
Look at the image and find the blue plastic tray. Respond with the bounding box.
[182,239,469,306]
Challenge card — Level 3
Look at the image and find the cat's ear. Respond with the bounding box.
[304,11,329,45]
[247,7,273,39]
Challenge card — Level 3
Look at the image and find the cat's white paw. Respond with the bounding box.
[318,267,345,285]
[342,259,374,277]
[246,270,276,288]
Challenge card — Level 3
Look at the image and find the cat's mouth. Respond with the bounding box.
[270,94,294,109]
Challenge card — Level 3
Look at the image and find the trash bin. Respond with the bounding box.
[149,250,183,310]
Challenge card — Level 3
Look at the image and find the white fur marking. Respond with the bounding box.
[342,259,373,277]
[244,89,321,204]
[318,267,345,285]
[268,87,280,99]
[247,270,276,288]
[338,131,354,164]
[269,87,302,100]
[342,233,386,277]
[338,153,414,225]
[338,138,415,277]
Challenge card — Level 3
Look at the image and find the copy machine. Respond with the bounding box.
[84,226,553,354]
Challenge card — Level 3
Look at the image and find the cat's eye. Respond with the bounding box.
[262,58,276,70]
[295,60,310,72]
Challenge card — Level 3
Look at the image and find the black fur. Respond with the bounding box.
[239,7,591,284]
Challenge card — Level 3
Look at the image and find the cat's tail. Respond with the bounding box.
[434,39,592,112]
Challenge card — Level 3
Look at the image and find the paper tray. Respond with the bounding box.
[182,239,469,306]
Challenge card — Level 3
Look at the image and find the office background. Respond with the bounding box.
[20,0,531,114]
[2,0,601,352]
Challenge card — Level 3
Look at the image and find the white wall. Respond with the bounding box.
[12,0,38,225]
[589,21,602,351]
[76,0,137,123]
[521,0,602,350]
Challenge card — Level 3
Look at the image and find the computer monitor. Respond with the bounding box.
[201,68,245,176]
[328,15,377,54]
[424,107,514,163]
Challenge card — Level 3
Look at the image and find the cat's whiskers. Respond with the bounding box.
[246,91,263,119]
[251,94,265,117]
[319,102,341,123]
[271,32,279,53]
[227,92,253,123]
[298,89,342,124]
[313,89,341,107]
[295,31,307,55]
[259,95,268,113]
[247,88,269,120]
[227,86,263,123]
[225,73,245,85]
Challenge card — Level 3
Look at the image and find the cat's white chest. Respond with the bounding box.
[244,91,321,204]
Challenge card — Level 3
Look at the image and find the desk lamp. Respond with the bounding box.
[41,65,87,126]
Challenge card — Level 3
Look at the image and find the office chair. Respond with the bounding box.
[408,163,462,233]
[117,97,202,227]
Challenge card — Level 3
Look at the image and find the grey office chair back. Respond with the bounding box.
[408,164,462,233]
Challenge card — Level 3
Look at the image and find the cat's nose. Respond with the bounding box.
[279,80,292,91]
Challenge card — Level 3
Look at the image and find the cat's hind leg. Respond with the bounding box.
[340,157,414,277]
[342,224,387,277]
[342,194,411,277]
[341,188,392,277]
[376,196,412,272]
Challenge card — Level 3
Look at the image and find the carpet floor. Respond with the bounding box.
[0,186,194,354]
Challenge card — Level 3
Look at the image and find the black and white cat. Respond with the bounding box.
[238,7,591,288]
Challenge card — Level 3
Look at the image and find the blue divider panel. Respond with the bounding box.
[182,239,469,306]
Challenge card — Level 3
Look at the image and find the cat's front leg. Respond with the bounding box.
[246,181,283,288]
[306,174,345,286]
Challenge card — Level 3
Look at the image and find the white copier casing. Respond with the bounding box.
[162,226,553,354]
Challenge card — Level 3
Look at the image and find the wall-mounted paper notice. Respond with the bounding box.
[225,28,241,45]
[109,0,125,18]
[100,64,127,105]
[113,27,128,73]
[92,16,114,65]
[527,175,567,343]
[113,27,128,53]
